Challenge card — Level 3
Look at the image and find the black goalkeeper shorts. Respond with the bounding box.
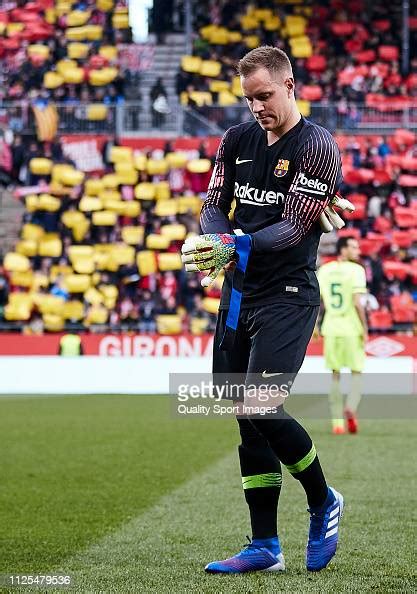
[213,303,319,384]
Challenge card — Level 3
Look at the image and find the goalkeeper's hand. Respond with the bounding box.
[181,233,236,287]
[319,192,355,232]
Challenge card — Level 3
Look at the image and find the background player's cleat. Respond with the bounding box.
[332,425,345,435]
[345,409,358,434]
[306,487,344,571]
[205,538,285,574]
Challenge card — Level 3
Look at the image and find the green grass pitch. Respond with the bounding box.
[0,394,415,593]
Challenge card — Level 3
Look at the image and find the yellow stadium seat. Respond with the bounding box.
[45,8,56,24]
[110,146,133,163]
[9,293,33,307]
[68,245,94,259]
[33,272,50,290]
[136,251,157,276]
[85,179,104,196]
[296,99,311,117]
[160,224,187,241]
[190,317,209,335]
[38,194,61,212]
[67,42,89,59]
[104,200,127,215]
[202,297,220,314]
[84,286,104,305]
[10,270,34,288]
[102,174,120,188]
[15,240,37,258]
[209,80,230,93]
[25,194,39,212]
[231,76,243,97]
[64,274,91,293]
[121,226,144,245]
[157,253,183,271]
[7,22,24,35]
[180,92,188,106]
[43,314,65,332]
[21,223,44,242]
[72,254,95,274]
[62,67,85,85]
[200,60,222,77]
[289,38,312,58]
[240,15,259,30]
[245,35,261,49]
[35,294,65,315]
[181,55,202,73]
[253,8,273,21]
[100,189,121,202]
[49,265,73,282]
[38,236,62,258]
[154,181,171,201]
[109,245,135,266]
[187,159,211,173]
[155,200,178,217]
[55,2,72,17]
[218,91,238,106]
[112,12,129,28]
[62,210,86,229]
[228,31,243,43]
[199,24,217,39]
[265,16,281,31]
[286,15,307,27]
[89,67,118,86]
[92,211,117,226]
[4,252,30,273]
[156,314,181,335]
[134,154,147,170]
[135,183,156,200]
[189,91,212,106]
[28,44,50,59]
[44,72,64,89]
[177,196,201,215]
[51,163,73,184]
[87,104,108,121]
[84,25,103,40]
[115,163,138,185]
[79,196,102,211]
[99,45,118,60]
[124,201,141,217]
[61,168,85,186]
[97,0,114,11]
[147,159,169,176]
[56,58,77,75]
[146,234,170,250]
[67,9,91,27]
[29,158,53,176]
[63,300,84,321]
[85,305,108,325]
[208,29,230,44]
[165,152,188,169]
[4,303,31,321]
[99,284,118,300]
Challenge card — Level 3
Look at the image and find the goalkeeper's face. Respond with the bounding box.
[241,66,294,132]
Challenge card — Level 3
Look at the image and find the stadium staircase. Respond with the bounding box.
[0,189,23,254]
[134,34,187,136]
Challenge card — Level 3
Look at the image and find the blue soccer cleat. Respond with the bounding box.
[205,537,285,574]
[306,486,344,571]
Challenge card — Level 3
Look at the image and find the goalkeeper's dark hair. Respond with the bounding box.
[237,46,293,78]
[336,236,357,254]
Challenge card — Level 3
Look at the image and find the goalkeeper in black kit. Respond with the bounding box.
[181,47,354,574]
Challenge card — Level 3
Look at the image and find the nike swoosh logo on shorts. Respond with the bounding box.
[262,371,284,378]
[235,158,253,165]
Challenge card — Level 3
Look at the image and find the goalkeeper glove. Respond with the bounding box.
[181,233,236,287]
[319,193,355,232]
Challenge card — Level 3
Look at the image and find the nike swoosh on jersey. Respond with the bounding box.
[235,158,253,165]
[261,371,284,378]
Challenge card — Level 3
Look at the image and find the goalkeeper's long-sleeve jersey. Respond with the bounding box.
[200,117,342,309]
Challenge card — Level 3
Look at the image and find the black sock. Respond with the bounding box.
[238,418,282,539]
[251,413,328,508]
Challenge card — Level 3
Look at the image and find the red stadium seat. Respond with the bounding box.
[373,169,392,185]
[378,45,399,61]
[373,216,392,233]
[394,207,417,228]
[383,261,411,281]
[391,230,413,249]
[299,85,323,101]
[330,22,355,36]
[344,193,367,220]
[373,19,391,32]
[369,309,393,330]
[305,55,327,72]
[391,305,415,324]
[354,50,376,64]
[338,228,361,239]
[359,236,385,256]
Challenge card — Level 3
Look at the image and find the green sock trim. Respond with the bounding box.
[241,472,282,489]
[285,444,317,474]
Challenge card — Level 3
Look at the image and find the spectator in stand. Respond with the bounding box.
[50,275,69,301]
[150,78,170,128]
[138,290,157,333]
[0,132,13,187]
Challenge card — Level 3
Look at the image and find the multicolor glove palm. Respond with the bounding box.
[319,193,355,232]
[181,233,236,287]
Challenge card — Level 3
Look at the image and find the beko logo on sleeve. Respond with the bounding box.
[234,181,285,206]
[294,172,329,196]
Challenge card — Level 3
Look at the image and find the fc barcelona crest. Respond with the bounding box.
[274,159,290,177]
